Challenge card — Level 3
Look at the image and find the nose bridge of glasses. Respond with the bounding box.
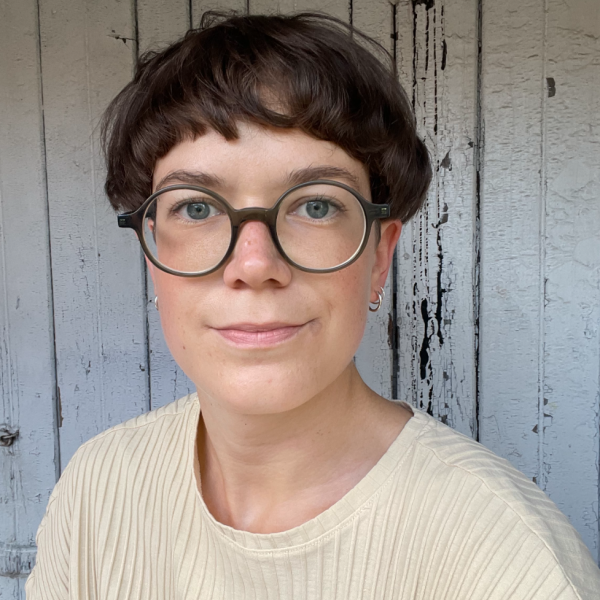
[232,205,277,227]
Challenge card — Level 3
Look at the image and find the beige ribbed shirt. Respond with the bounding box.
[26,392,600,599]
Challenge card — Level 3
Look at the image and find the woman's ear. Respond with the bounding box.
[371,219,402,292]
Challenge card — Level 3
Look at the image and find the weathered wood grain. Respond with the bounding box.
[38,0,149,466]
[540,0,600,561]
[352,0,393,50]
[0,0,58,589]
[480,2,600,558]
[479,0,600,562]
[478,0,546,479]
[138,0,190,54]
[250,0,348,21]
[0,578,18,600]
[352,0,395,399]
[395,0,479,437]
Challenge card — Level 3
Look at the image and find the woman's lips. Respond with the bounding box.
[212,323,306,347]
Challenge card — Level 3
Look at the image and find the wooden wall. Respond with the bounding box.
[1,0,598,592]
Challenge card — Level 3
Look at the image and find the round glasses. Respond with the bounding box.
[117,180,391,276]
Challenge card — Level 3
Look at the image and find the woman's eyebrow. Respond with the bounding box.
[155,170,224,190]
[285,166,362,190]
[155,165,362,192]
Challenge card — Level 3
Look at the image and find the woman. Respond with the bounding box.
[26,11,600,599]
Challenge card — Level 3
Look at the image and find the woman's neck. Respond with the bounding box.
[195,362,412,533]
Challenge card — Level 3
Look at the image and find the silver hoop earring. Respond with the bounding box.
[154,296,159,311]
[369,286,385,312]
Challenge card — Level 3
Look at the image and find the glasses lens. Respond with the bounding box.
[143,187,232,274]
[276,183,367,270]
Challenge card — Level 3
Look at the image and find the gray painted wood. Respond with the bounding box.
[541,0,600,560]
[137,0,190,54]
[395,0,479,437]
[479,0,600,561]
[479,0,544,487]
[38,0,150,466]
[0,0,58,590]
[250,0,348,21]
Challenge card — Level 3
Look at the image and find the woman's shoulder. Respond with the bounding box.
[398,404,600,594]
[79,391,196,447]
[25,392,200,597]
[64,392,198,482]
[48,391,199,528]
[407,405,559,516]
[406,405,577,535]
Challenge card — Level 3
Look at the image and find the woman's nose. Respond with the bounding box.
[222,220,292,288]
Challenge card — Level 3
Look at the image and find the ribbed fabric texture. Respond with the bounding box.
[26,392,600,599]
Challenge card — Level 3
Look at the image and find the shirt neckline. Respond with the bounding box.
[186,392,430,552]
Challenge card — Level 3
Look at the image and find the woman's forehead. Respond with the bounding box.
[152,123,370,197]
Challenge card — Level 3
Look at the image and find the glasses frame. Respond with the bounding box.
[117,179,391,277]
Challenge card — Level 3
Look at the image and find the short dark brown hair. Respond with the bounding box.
[101,10,431,222]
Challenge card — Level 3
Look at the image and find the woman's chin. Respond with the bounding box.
[195,372,322,416]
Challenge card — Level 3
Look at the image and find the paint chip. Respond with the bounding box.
[440,151,452,170]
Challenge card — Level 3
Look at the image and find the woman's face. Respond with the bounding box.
[148,122,401,415]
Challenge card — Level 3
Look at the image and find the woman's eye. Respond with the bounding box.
[295,199,339,220]
[175,200,222,221]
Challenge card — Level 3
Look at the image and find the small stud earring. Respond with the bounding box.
[369,286,385,312]
[154,296,159,311]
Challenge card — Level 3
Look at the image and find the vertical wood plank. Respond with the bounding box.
[39,0,150,467]
[250,0,349,21]
[0,0,57,589]
[478,0,545,480]
[137,0,190,53]
[352,0,393,50]
[352,0,395,399]
[479,0,600,561]
[0,578,19,600]
[541,0,600,561]
[395,0,479,436]
[137,0,197,409]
